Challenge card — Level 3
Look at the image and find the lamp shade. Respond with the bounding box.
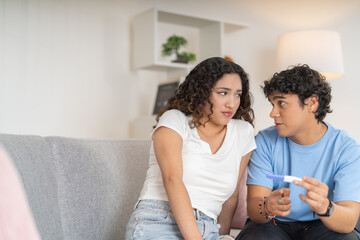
[276,30,344,80]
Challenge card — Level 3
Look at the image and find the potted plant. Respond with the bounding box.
[161,35,196,64]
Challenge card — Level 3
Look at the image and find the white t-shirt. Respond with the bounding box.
[139,109,256,220]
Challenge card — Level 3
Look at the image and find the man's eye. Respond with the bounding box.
[279,101,285,106]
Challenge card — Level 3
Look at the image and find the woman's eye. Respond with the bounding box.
[218,92,226,96]
[236,94,242,98]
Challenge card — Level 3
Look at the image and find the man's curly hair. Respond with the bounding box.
[262,64,332,122]
[156,57,254,127]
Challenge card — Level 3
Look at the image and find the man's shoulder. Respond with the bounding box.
[320,122,360,160]
[255,126,284,149]
[326,122,359,146]
[257,126,280,140]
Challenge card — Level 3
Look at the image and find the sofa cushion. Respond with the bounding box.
[46,137,150,240]
[0,134,64,240]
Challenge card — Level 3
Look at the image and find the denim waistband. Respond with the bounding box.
[135,199,172,212]
[136,199,216,223]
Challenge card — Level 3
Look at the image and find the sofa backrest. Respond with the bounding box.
[0,133,251,239]
[0,134,151,240]
[46,137,151,240]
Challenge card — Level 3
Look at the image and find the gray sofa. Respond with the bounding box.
[0,134,247,240]
[0,134,152,240]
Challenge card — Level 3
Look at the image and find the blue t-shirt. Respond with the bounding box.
[247,122,360,222]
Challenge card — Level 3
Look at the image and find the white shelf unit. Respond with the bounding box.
[133,8,248,72]
[131,9,249,138]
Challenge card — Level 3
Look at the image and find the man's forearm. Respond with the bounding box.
[319,201,359,233]
[247,196,272,223]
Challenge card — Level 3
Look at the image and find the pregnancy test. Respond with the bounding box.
[266,174,302,183]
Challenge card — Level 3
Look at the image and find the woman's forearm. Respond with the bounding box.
[163,177,203,240]
[217,193,238,235]
[154,127,202,239]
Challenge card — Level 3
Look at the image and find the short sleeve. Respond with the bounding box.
[150,110,187,140]
[247,131,274,189]
[241,123,256,157]
[333,138,360,203]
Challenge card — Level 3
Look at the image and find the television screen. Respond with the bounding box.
[153,81,180,115]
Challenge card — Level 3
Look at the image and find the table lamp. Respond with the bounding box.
[276,30,344,80]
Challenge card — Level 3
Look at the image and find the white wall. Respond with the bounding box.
[231,0,360,140]
[1,0,359,140]
[0,0,141,138]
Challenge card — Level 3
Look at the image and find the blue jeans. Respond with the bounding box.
[236,218,360,240]
[125,199,234,240]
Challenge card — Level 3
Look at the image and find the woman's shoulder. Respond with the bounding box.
[160,109,187,120]
[157,109,190,129]
[230,119,254,131]
[152,109,190,139]
[229,119,255,140]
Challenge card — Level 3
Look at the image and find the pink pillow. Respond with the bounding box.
[231,171,248,229]
[0,146,40,240]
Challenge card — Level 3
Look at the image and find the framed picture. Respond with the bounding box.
[153,81,180,115]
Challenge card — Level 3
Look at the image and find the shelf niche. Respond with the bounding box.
[133,8,248,72]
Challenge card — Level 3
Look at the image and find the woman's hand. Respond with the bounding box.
[266,188,291,217]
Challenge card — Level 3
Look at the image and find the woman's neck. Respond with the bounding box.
[197,122,226,137]
[196,124,227,154]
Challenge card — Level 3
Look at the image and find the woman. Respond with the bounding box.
[126,57,256,240]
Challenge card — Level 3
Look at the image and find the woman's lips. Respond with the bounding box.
[222,112,232,117]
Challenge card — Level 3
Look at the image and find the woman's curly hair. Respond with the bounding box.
[262,64,332,122]
[156,57,254,127]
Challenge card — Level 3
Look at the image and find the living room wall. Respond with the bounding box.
[1,0,359,140]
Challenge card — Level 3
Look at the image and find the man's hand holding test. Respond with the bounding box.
[292,176,330,216]
[265,174,329,217]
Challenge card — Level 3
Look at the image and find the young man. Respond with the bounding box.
[236,65,360,240]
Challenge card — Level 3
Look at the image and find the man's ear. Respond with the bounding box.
[305,95,319,113]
